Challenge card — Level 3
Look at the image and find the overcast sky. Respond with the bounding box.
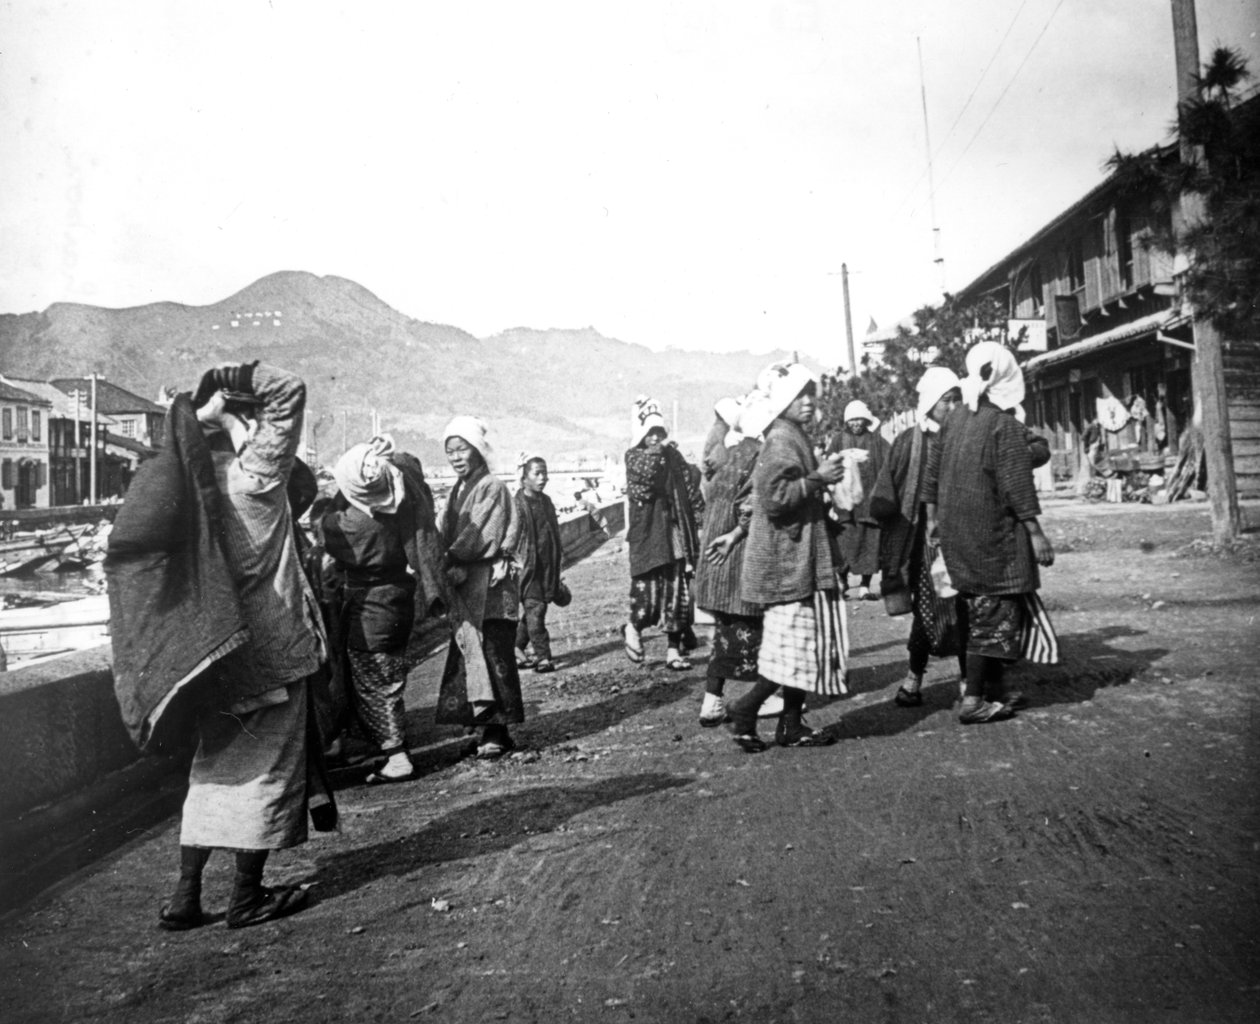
[1,0,1257,370]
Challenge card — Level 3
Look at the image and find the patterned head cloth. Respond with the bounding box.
[842,399,879,430]
[334,434,404,515]
[758,362,818,425]
[914,366,962,433]
[517,451,546,473]
[961,341,1026,422]
[442,415,492,460]
[630,395,668,447]
[734,389,777,440]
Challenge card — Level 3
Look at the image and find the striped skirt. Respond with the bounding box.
[757,589,848,696]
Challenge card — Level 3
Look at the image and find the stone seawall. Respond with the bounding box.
[0,646,134,823]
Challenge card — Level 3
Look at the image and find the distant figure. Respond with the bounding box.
[513,454,566,674]
[622,396,704,671]
[826,399,890,600]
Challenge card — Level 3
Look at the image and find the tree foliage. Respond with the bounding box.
[1107,47,1259,339]
[818,293,1009,436]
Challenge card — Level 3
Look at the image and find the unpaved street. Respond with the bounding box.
[2,501,1258,1024]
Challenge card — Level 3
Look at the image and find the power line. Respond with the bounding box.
[914,0,1068,216]
[893,0,1032,216]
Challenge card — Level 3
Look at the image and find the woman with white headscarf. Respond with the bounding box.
[435,416,523,759]
[922,342,1057,725]
[692,390,774,726]
[622,396,704,670]
[726,364,846,751]
[322,434,420,783]
[826,399,891,600]
[869,367,966,707]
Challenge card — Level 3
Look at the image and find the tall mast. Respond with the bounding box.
[917,36,946,294]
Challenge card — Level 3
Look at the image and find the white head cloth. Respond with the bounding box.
[842,399,879,430]
[734,389,778,440]
[754,362,818,426]
[961,341,1026,423]
[630,395,668,446]
[915,366,962,433]
[442,415,492,460]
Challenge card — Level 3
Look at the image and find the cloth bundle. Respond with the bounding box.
[334,434,404,515]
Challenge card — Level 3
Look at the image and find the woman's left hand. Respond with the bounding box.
[705,530,740,565]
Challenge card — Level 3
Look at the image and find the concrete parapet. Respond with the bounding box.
[0,645,136,822]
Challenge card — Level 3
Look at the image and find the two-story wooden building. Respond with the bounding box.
[954,140,1259,497]
[0,380,53,509]
[0,376,163,505]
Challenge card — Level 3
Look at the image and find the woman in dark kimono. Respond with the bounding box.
[869,369,965,708]
[923,342,1058,725]
[693,393,769,725]
[436,416,523,759]
[622,395,704,671]
[826,399,890,600]
[323,435,418,783]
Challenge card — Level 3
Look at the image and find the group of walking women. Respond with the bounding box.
[317,417,565,779]
[621,340,1058,752]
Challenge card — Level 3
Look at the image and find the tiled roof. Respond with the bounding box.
[49,378,165,415]
[0,380,51,405]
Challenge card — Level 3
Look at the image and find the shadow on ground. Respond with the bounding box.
[313,771,692,900]
[813,624,1166,742]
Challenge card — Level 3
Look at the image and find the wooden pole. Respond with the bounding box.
[73,387,81,503]
[89,372,98,505]
[1171,0,1240,543]
[841,263,857,375]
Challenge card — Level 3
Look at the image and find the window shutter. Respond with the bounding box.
[1,459,11,489]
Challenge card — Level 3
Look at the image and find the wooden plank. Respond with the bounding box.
[1231,454,1260,476]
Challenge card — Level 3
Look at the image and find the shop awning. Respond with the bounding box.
[1023,309,1182,372]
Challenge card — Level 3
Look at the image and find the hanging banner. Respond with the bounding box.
[1009,319,1048,352]
[1055,295,1082,341]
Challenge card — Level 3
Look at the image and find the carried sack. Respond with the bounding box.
[881,573,913,617]
[917,541,960,656]
[829,448,869,513]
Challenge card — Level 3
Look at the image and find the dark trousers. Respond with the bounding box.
[515,591,552,661]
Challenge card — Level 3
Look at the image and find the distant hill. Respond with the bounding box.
[0,271,822,466]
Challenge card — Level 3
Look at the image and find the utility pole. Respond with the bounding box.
[841,263,857,375]
[73,387,81,503]
[89,372,98,505]
[1172,0,1240,543]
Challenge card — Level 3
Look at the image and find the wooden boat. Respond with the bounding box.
[0,525,94,577]
[0,594,110,670]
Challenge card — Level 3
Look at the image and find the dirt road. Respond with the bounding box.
[2,501,1258,1023]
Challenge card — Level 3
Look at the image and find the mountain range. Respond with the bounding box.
[0,271,824,466]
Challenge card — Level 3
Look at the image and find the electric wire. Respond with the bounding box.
[892,0,1032,216]
[913,0,1068,218]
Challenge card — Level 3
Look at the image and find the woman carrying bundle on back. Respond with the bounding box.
[622,396,704,671]
[692,390,778,726]
[513,453,568,675]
